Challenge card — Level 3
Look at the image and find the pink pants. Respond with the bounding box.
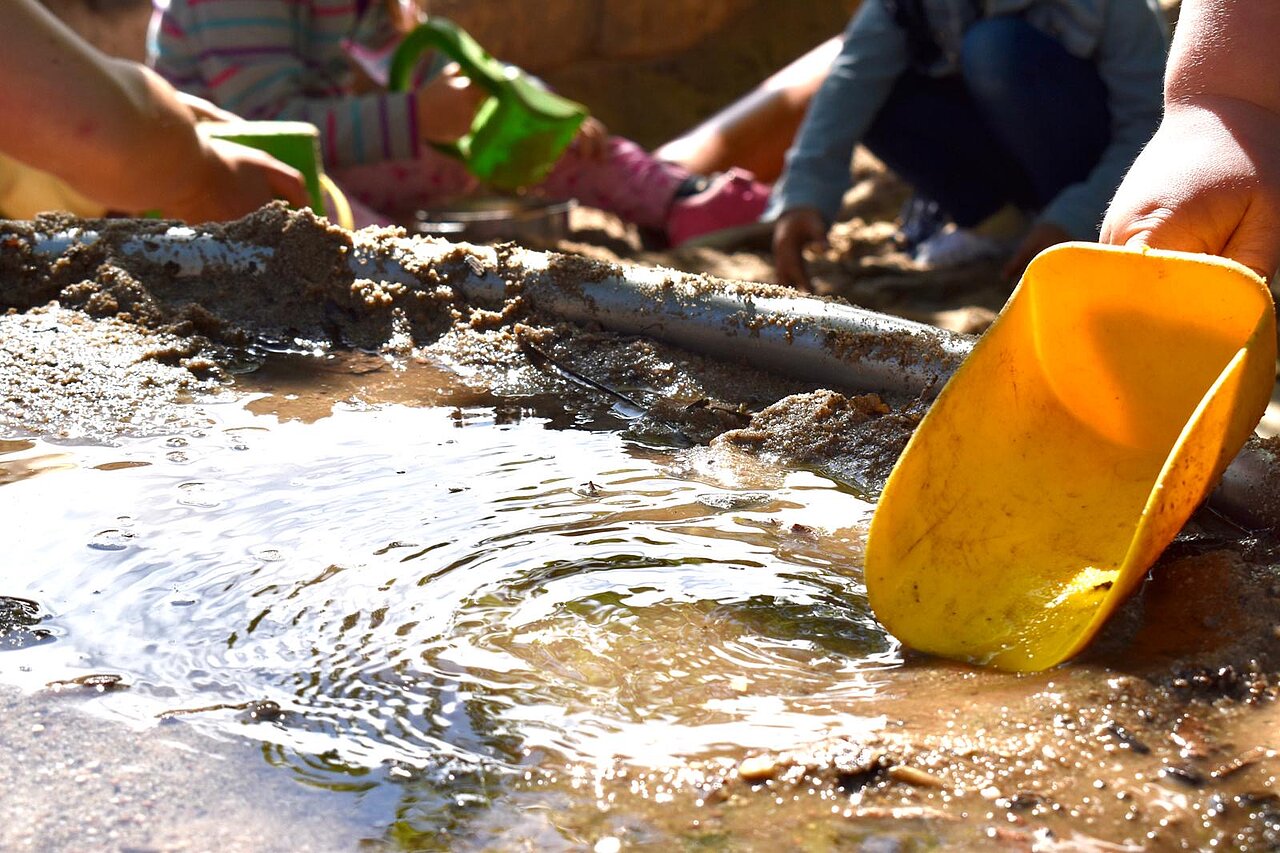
[331,135,690,230]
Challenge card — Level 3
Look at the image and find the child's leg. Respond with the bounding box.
[959,16,1110,208]
[533,136,689,230]
[330,146,479,221]
[862,73,1029,228]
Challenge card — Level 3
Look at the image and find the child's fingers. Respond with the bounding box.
[263,161,310,209]
[205,138,309,215]
[773,233,812,290]
[771,208,827,291]
[575,126,606,161]
[1220,210,1280,280]
[176,91,237,123]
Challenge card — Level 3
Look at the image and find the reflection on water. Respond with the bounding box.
[0,359,894,847]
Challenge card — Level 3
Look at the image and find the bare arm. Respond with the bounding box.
[1163,0,1280,114]
[0,0,305,222]
[1101,0,1280,278]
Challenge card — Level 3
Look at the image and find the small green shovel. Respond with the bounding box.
[200,120,326,215]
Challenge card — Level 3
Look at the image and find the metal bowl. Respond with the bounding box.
[412,196,575,244]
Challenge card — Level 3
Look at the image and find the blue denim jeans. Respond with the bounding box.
[863,16,1111,228]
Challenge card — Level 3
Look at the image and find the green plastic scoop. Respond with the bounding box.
[388,17,588,191]
[200,121,326,215]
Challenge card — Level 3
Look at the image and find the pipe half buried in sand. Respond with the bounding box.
[24,225,971,398]
[392,241,972,399]
[9,224,1276,530]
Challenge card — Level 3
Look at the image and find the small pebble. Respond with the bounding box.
[738,754,779,783]
[888,765,946,788]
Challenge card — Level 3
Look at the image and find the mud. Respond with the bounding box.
[2,207,455,349]
[2,205,1279,850]
[696,541,1280,850]
[0,207,905,448]
[1241,435,1280,532]
[0,685,362,852]
[0,305,221,441]
[715,389,920,494]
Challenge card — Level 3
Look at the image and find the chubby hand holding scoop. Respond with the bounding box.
[865,243,1277,671]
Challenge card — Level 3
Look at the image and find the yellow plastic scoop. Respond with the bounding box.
[865,242,1277,672]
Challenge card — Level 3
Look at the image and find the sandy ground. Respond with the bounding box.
[0,206,1278,849]
[7,3,1279,848]
[551,149,1010,336]
[0,686,366,852]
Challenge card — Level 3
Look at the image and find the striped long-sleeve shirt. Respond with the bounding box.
[150,0,419,168]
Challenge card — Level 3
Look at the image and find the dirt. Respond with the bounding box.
[0,206,834,446]
[0,685,363,851]
[0,305,222,441]
[1243,435,1280,531]
[0,203,953,450]
[714,389,920,494]
[1,194,1279,849]
[702,541,1280,849]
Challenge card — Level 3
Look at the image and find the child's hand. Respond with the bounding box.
[175,91,238,123]
[169,137,309,223]
[772,207,829,291]
[1102,98,1280,279]
[573,117,609,162]
[415,63,487,145]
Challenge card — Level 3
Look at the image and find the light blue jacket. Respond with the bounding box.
[765,0,1168,239]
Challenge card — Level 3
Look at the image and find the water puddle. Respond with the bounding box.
[0,353,897,847]
[5,350,1278,851]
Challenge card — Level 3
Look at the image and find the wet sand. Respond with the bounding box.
[0,686,365,851]
[0,206,1278,850]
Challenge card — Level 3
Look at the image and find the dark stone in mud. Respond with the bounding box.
[1169,664,1271,703]
[1098,721,1151,754]
[1161,764,1208,788]
[0,596,54,651]
[238,700,284,723]
[1007,790,1049,811]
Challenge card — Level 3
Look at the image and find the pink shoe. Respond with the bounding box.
[666,168,771,248]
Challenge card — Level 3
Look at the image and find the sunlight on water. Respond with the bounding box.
[0,376,896,841]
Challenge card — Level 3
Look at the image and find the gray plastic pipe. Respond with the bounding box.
[23,225,971,396]
[11,224,1278,530]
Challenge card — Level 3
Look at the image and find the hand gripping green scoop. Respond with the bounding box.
[389,17,589,191]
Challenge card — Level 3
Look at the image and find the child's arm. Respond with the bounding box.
[767,1,910,289]
[0,0,306,221]
[154,1,481,169]
[1101,0,1280,279]
[1001,0,1167,279]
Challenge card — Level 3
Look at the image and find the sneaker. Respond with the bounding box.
[898,194,946,252]
[666,168,771,248]
[913,225,1013,268]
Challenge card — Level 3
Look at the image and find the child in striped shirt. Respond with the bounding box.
[149,0,768,245]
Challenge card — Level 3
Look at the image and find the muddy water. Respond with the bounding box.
[0,353,904,849]
[2,209,1279,849]
[3,356,1280,851]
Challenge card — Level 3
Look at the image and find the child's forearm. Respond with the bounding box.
[1166,0,1280,115]
[0,1,207,214]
